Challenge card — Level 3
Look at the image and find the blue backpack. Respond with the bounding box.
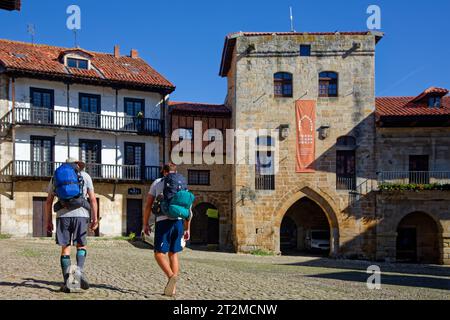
[54,163,83,201]
[161,173,195,220]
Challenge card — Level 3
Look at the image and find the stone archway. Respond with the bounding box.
[396,211,442,264]
[273,186,340,256]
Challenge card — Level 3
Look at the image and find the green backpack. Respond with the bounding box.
[162,190,195,220]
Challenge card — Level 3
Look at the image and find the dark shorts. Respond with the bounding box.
[56,217,89,247]
[154,219,184,254]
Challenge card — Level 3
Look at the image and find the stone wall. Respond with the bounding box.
[376,191,450,264]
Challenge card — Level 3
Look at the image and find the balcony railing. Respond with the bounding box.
[378,171,450,185]
[336,176,357,191]
[8,161,160,182]
[9,108,162,135]
[255,174,275,191]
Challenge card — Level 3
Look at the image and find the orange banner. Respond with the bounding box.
[296,100,316,173]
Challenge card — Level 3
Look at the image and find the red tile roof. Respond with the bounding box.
[169,102,231,116]
[0,39,175,92]
[376,87,450,117]
[0,0,20,11]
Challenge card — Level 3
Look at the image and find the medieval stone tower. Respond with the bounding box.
[220,31,383,258]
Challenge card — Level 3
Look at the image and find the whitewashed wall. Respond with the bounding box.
[12,77,163,167]
[11,78,162,119]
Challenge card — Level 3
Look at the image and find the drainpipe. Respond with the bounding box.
[11,77,16,199]
[115,89,119,176]
[161,93,166,165]
[66,83,70,158]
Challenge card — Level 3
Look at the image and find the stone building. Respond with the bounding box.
[217,31,449,264]
[375,87,450,264]
[0,39,174,237]
[168,102,233,250]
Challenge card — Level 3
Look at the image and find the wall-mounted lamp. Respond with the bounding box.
[279,124,290,141]
[239,186,256,206]
[318,125,331,140]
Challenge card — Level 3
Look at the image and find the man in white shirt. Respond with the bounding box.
[143,163,191,297]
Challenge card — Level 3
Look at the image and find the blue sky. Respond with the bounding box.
[1,0,449,103]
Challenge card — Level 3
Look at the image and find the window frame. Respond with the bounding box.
[30,87,54,110]
[66,57,89,70]
[188,170,211,186]
[300,44,311,57]
[274,72,293,98]
[319,71,339,97]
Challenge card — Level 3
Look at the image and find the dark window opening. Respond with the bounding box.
[188,170,210,186]
[67,58,89,70]
[79,93,101,128]
[319,72,338,97]
[30,88,54,124]
[337,136,356,147]
[124,142,145,180]
[256,136,275,190]
[409,155,429,184]
[300,45,311,57]
[336,150,356,190]
[274,72,293,98]
[428,96,442,108]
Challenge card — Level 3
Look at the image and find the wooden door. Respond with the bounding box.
[33,197,51,238]
[126,199,143,236]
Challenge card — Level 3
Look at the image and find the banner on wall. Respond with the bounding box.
[295,100,316,173]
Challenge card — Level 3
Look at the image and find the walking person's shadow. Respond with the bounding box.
[0,278,162,297]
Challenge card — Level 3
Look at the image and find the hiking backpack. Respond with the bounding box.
[54,163,83,200]
[161,173,195,220]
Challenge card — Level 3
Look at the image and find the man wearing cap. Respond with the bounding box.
[45,157,98,293]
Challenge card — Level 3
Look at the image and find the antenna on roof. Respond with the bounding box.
[289,6,296,32]
[27,24,35,44]
[73,30,79,48]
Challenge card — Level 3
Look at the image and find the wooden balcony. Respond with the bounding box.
[2,160,160,182]
[2,108,163,135]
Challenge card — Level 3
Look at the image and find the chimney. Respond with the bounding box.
[130,49,139,59]
[114,45,120,58]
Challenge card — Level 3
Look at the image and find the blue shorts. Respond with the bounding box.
[154,219,184,254]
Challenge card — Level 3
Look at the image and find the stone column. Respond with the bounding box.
[442,233,450,265]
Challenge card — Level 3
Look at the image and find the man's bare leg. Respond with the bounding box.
[168,253,179,294]
[154,252,174,278]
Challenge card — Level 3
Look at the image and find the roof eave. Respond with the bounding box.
[4,68,176,94]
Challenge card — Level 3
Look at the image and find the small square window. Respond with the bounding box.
[300,45,311,57]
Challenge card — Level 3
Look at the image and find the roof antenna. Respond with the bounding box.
[27,24,35,44]
[289,6,296,32]
[73,29,79,48]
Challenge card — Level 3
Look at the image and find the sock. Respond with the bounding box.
[76,249,87,272]
[60,255,71,282]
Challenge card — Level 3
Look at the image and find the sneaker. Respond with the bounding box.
[66,265,81,292]
[164,275,178,297]
[59,284,71,293]
[80,273,90,290]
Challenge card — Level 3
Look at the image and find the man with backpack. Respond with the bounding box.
[143,163,194,297]
[45,157,98,293]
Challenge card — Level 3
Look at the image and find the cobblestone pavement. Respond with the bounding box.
[0,238,448,300]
